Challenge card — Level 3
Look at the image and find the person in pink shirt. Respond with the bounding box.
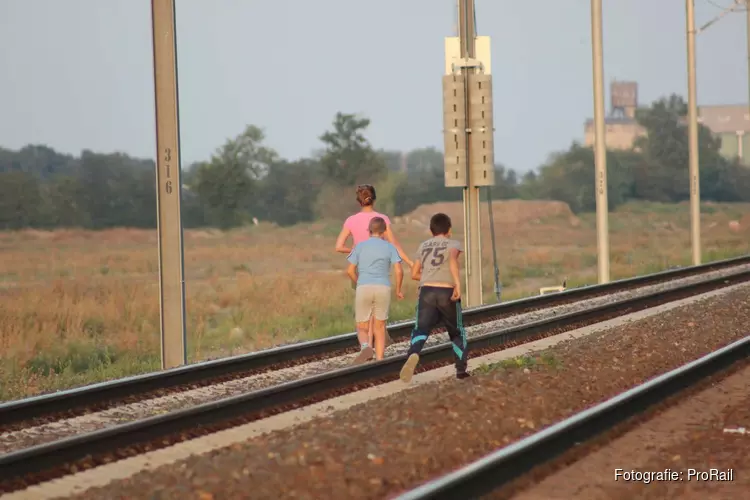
[335,184,413,361]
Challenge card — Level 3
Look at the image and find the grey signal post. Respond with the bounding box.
[443,0,495,308]
[151,0,188,369]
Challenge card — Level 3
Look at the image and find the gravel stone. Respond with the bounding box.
[62,283,750,500]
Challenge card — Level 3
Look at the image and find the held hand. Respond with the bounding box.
[451,287,461,302]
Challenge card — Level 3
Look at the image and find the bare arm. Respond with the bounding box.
[449,248,462,299]
[394,262,404,297]
[384,225,413,267]
[411,259,423,281]
[346,262,358,284]
[335,227,353,254]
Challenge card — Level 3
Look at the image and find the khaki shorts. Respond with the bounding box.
[355,284,391,323]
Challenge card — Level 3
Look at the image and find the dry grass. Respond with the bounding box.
[1,200,749,401]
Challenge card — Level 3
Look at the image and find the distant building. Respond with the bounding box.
[696,105,750,165]
[583,80,647,151]
[583,116,647,151]
[583,81,750,166]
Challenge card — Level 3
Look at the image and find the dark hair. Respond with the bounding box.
[368,216,387,235]
[356,184,376,207]
[429,213,452,236]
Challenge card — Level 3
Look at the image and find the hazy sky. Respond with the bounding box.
[0,0,747,173]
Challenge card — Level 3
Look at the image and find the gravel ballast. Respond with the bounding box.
[3,266,746,454]
[615,388,750,499]
[60,284,750,499]
[511,363,750,499]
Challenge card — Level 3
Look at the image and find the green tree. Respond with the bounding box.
[319,112,386,185]
[0,145,77,178]
[41,175,89,227]
[76,151,120,229]
[190,125,278,229]
[517,170,540,200]
[532,143,634,213]
[0,171,43,229]
[256,159,318,226]
[74,152,155,228]
[633,94,727,202]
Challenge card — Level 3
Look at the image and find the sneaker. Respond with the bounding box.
[456,371,471,380]
[353,346,375,365]
[399,353,420,383]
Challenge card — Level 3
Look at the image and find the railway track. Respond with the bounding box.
[1,266,749,495]
[393,335,750,500]
[1,254,749,432]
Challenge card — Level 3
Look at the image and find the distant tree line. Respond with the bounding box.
[2,95,750,231]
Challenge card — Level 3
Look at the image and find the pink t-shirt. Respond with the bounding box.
[344,211,392,246]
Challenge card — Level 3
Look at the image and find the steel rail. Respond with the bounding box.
[1,255,747,428]
[394,335,750,500]
[1,268,748,489]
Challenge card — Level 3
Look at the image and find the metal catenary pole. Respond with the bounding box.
[458,0,483,307]
[746,1,750,165]
[151,0,188,369]
[443,1,495,306]
[686,0,702,265]
[590,0,611,283]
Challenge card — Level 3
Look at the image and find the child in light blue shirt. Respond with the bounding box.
[346,217,404,363]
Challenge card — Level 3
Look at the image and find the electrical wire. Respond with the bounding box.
[704,0,746,11]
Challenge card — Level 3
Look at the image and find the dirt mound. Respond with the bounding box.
[398,200,579,228]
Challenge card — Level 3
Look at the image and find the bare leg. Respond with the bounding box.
[356,321,369,347]
[352,287,375,364]
[373,319,387,360]
[370,312,393,347]
[368,315,375,347]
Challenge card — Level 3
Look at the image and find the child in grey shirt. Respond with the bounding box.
[399,213,469,383]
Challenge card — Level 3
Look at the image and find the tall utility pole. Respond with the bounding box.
[151,0,188,369]
[443,0,495,308]
[747,1,750,131]
[590,0,610,283]
[686,0,702,265]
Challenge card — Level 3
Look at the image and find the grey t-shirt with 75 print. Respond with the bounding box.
[415,236,463,287]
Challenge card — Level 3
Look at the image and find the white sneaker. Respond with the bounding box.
[353,346,374,365]
[399,353,420,383]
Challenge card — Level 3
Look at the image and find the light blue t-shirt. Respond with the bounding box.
[347,237,402,287]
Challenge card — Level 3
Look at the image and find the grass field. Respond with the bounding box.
[1,199,749,402]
